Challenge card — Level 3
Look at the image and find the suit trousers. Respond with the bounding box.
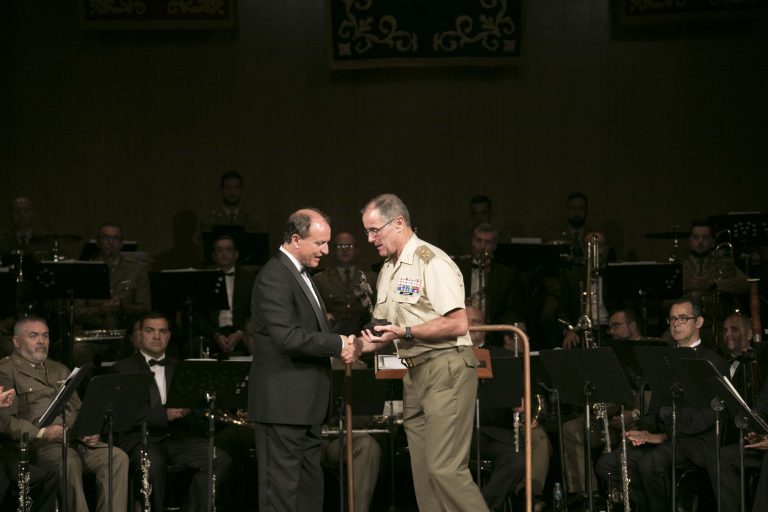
[596,434,716,512]
[124,431,231,512]
[254,422,324,512]
[34,440,129,512]
[720,444,768,512]
[403,348,490,512]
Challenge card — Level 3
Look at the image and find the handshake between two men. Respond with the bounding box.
[338,323,411,364]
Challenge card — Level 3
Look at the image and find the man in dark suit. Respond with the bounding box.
[112,312,232,512]
[193,235,256,357]
[595,299,727,511]
[249,208,359,512]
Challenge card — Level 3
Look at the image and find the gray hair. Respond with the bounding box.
[362,194,411,227]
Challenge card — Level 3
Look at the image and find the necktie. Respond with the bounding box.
[344,268,353,290]
[229,212,237,223]
[19,234,28,247]
[148,359,166,367]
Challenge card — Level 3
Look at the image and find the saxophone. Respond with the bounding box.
[140,423,152,512]
[17,432,31,512]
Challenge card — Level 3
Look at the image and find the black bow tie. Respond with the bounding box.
[148,358,166,367]
[224,272,235,276]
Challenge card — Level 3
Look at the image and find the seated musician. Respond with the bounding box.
[0,197,53,261]
[73,221,150,366]
[0,315,129,512]
[683,219,750,347]
[722,312,768,407]
[0,384,59,512]
[191,234,255,358]
[721,372,768,512]
[595,299,727,511]
[469,306,550,512]
[321,422,381,512]
[112,312,232,512]
[561,309,646,499]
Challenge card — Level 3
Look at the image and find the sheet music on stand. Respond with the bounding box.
[35,364,93,428]
[679,357,768,435]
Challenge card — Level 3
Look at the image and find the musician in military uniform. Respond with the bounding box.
[360,194,489,512]
[683,219,749,346]
[73,222,150,366]
[200,171,259,232]
[0,197,53,261]
[314,232,377,336]
[0,316,129,512]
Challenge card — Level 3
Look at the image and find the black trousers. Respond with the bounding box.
[253,422,323,512]
[0,443,58,512]
[596,435,718,512]
[121,431,232,512]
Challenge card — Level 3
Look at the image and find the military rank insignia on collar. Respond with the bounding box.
[396,277,421,296]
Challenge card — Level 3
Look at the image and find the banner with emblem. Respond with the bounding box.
[326,0,521,69]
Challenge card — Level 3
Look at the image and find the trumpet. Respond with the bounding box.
[18,432,31,512]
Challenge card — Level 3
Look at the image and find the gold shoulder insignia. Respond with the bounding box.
[415,245,435,263]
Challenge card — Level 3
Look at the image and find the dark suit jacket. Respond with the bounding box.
[248,251,342,426]
[638,345,728,438]
[455,257,523,325]
[111,352,186,451]
[193,267,256,340]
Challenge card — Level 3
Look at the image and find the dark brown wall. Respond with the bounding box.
[2,1,767,269]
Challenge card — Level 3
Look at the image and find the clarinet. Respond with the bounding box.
[619,405,631,512]
[140,423,152,512]
[18,432,32,512]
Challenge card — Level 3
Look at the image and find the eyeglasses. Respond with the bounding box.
[98,235,123,242]
[334,244,356,250]
[667,315,699,325]
[364,218,396,237]
[608,321,626,330]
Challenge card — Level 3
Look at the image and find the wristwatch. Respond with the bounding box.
[403,326,415,341]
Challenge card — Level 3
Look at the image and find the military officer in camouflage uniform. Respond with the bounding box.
[359,193,489,512]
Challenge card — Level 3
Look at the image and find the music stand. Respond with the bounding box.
[679,357,768,512]
[0,269,16,318]
[710,212,768,249]
[634,346,723,512]
[201,228,270,266]
[540,348,635,511]
[34,363,93,512]
[166,360,250,512]
[494,243,564,277]
[72,373,154,512]
[79,239,139,261]
[149,270,230,357]
[604,262,683,334]
[35,261,111,365]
